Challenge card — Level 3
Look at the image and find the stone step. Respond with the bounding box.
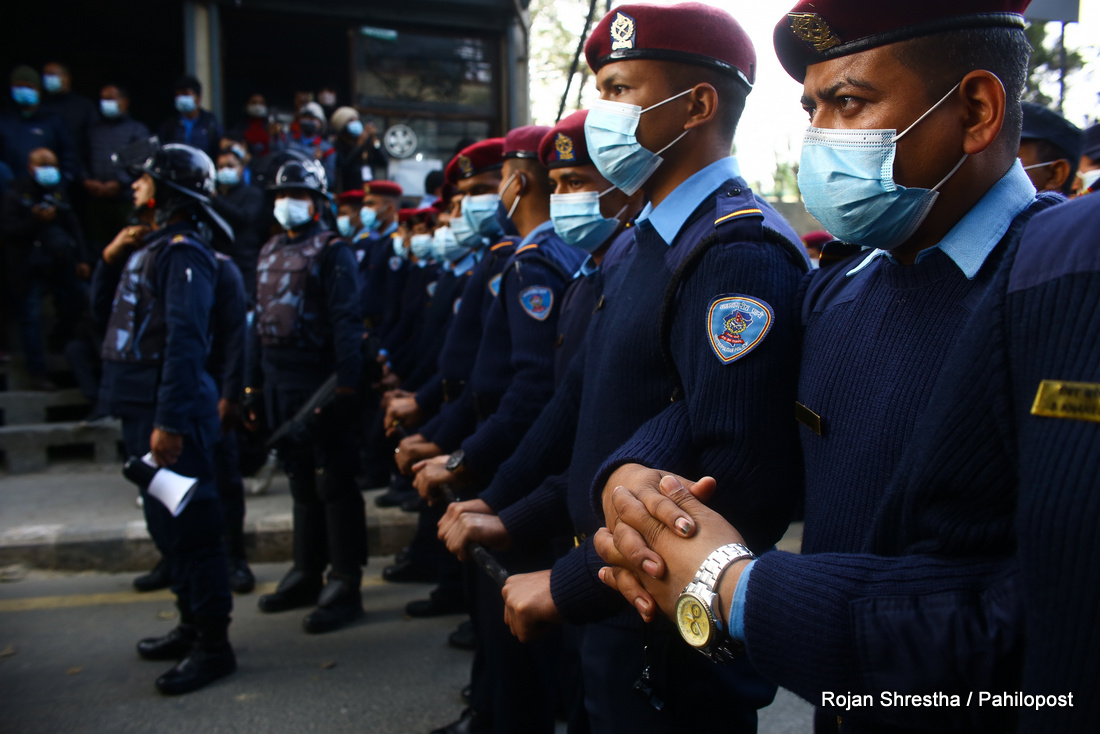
[0,388,89,426]
[0,420,122,474]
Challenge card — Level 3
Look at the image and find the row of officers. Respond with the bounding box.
[92,1,1099,733]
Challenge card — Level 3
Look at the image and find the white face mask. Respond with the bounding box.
[274,197,312,230]
[1078,168,1100,192]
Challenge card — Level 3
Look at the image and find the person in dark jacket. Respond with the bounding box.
[330,106,387,194]
[157,75,223,161]
[209,148,265,304]
[0,65,80,183]
[84,84,150,257]
[40,62,96,169]
[0,146,90,390]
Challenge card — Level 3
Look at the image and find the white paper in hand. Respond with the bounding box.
[141,453,199,517]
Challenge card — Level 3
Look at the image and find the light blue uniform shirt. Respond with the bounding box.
[635,157,742,246]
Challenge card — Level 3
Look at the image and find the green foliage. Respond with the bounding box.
[1024,21,1085,109]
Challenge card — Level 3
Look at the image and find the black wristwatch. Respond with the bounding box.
[445,449,470,480]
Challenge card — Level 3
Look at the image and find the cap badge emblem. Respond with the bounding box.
[458,155,473,178]
[789,12,841,52]
[555,133,575,162]
[610,12,636,51]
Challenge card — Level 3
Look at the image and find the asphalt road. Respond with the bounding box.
[0,561,812,734]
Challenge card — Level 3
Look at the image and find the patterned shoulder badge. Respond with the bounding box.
[488,273,503,297]
[389,256,403,271]
[453,297,463,315]
[518,286,554,321]
[426,280,438,298]
[707,295,773,364]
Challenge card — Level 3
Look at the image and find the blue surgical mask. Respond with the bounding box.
[216,167,240,187]
[797,82,966,251]
[12,86,39,106]
[34,166,61,188]
[462,193,504,237]
[359,206,378,231]
[584,90,692,196]
[100,99,121,118]
[43,74,62,93]
[550,189,625,253]
[345,119,364,137]
[336,215,355,237]
[432,226,468,262]
[274,197,313,230]
[392,236,407,258]
[410,233,434,261]
[175,94,197,113]
[449,211,483,248]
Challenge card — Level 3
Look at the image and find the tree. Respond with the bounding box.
[1024,21,1085,112]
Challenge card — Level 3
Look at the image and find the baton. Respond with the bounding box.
[441,484,510,588]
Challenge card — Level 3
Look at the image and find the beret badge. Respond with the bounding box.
[610,12,636,51]
[458,155,473,178]
[789,12,841,52]
[555,133,575,162]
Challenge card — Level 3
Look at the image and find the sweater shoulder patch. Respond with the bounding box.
[488,273,502,297]
[707,294,773,364]
[388,255,402,271]
[518,285,554,321]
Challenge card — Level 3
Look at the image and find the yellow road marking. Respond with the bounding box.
[0,577,387,612]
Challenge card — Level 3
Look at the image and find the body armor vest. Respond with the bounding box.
[255,231,337,348]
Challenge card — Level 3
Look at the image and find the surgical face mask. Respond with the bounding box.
[100,99,121,118]
[247,103,267,118]
[410,233,434,261]
[34,166,61,188]
[12,86,39,106]
[43,74,62,93]
[274,197,313,230]
[336,215,355,237]
[432,226,468,262]
[175,94,197,113]
[216,167,240,187]
[392,236,407,258]
[550,189,626,253]
[298,119,321,138]
[584,89,692,196]
[345,119,364,137]
[360,206,378,231]
[462,193,505,237]
[1078,168,1100,192]
[797,81,967,251]
[449,211,483,248]
[318,91,336,107]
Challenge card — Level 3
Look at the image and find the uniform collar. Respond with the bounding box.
[573,255,600,278]
[635,156,742,246]
[518,219,555,249]
[450,249,480,277]
[847,160,1037,279]
[380,220,398,238]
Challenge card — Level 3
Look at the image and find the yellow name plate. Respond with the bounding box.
[1030,380,1100,423]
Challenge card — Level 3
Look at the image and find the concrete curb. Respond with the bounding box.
[0,488,418,573]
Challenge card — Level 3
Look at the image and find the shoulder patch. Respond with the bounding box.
[426,280,438,298]
[453,296,462,315]
[488,273,502,297]
[707,295,773,364]
[518,285,554,321]
[389,256,402,271]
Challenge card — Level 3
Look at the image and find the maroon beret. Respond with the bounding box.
[398,207,436,225]
[429,198,449,214]
[363,180,403,198]
[800,230,834,250]
[504,126,552,160]
[539,111,591,169]
[585,3,755,90]
[774,0,1031,82]
[335,189,364,206]
[445,138,505,184]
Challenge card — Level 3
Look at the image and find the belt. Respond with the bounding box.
[472,392,502,422]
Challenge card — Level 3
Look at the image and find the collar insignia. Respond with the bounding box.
[610,12,636,51]
[789,12,841,52]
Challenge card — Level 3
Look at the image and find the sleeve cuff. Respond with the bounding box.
[727,558,755,641]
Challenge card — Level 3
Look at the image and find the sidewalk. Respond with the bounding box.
[0,463,416,572]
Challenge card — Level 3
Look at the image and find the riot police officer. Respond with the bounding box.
[92,143,236,695]
[247,158,368,634]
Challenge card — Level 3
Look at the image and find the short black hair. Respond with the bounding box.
[425,169,445,192]
[102,82,129,99]
[666,63,749,146]
[174,75,202,96]
[1026,138,1078,194]
[891,28,1031,155]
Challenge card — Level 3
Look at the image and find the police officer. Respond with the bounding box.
[357,181,404,333]
[1073,123,1100,196]
[92,143,236,694]
[1018,102,1083,196]
[247,158,367,634]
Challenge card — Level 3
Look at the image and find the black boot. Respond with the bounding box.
[155,616,235,695]
[228,557,256,595]
[137,623,196,660]
[430,708,490,734]
[257,567,322,613]
[302,573,364,634]
[133,557,171,592]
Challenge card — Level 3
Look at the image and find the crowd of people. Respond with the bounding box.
[3,0,1099,732]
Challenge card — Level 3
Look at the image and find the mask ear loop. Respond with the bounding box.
[640,88,694,157]
[891,80,963,143]
[506,173,524,219]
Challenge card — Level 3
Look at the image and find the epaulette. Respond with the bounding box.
[490,239,515,252]
[818,240,862,267]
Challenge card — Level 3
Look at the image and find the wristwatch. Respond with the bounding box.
[445,449,470,480]
[674,542,755,662]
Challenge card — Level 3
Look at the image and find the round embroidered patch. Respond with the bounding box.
[488,273,502,297]
[389,256,403,271]
[518,285,554,321]
[453,297,463,315]
[706,295,773,364]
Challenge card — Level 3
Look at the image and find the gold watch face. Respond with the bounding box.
[675,593,712,649]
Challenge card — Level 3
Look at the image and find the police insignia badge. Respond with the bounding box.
[389,255,403,271]
[458,155,474,178]
[356,249,366,263]
[488,273,502,297]
[453,297,462,315]
[788,12,841,52]
[518,286,553,321]
[610,12,636,51]
[427,281,438,298]
[555,133,575,162]
[707,295,773,364]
